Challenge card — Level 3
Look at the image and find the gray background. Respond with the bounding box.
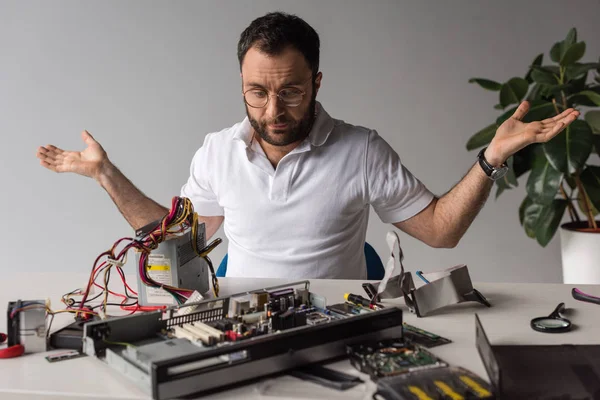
[2,0,599,283]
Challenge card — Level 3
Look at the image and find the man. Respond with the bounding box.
[36,12,578,279]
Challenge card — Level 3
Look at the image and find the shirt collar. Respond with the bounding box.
[233,101,334,148]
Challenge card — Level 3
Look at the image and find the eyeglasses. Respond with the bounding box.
[242,77,313,108]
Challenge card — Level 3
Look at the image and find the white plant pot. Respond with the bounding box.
[559,222,600,284]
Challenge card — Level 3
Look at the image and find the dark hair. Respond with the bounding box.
[237,12,320,78]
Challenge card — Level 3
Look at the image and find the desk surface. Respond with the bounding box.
[1,272,599,400]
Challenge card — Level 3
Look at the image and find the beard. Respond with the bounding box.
[246,91,317,147]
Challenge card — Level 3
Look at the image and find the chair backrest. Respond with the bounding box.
[364,242,385,280]
[216,242,385,280]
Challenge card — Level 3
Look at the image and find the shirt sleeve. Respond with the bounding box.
[366,130,435,223]
[180,134,224,216]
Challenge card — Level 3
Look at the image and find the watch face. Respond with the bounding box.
[491,167,509,181]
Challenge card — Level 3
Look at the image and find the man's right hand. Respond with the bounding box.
[36,130,109,180]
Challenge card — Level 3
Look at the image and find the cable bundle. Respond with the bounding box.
[73,196,222,317]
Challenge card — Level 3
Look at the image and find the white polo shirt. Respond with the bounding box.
[181,103,434,279]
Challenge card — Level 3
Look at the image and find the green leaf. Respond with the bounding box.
[579,90,600,106]
[525,84,545,102]
[550,42,562,63]
[532,65,560,75]
[512,144,539,178]
[526,153,563,205]
[566,63,600,80]
[564,28,577,48]
[519,196,529,225]
[580,166,600,213]
[535,200,568,247]
[531,69,559,85]
[520,197,543,238]
[469,78,503,91]
[493,104,505,110]
[565,176,577,190]
[569,94,599,107]
[525,54,544,83]
[495,100,556,126]
[560,42,586,66]
[557,29,578,63]
[585,111,600,133]
[544,84,574,99]
[569,73,588,94]
[505,156,518,187]
[586,111,600,155]
[543,120,594,174]
[495,177,510,199]
[499,77,529,107]
[466,123,497,151]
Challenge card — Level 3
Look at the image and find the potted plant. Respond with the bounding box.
[466,28,600,284]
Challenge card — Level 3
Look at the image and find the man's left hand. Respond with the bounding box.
[484,101,580,166]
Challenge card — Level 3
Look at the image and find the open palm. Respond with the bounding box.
[36,130,108,179]
[489,101,580,165]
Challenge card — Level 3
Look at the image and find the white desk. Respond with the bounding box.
[1,272,599,399]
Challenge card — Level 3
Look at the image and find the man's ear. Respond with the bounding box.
[314,72,323,93]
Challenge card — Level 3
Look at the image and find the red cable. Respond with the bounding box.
[116,266,138,295]
[0,344,25,359]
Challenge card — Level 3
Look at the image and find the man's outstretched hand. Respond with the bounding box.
[36,130,109,180]
[485,101,580,166]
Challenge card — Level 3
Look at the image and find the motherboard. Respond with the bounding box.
[82,281,404,400]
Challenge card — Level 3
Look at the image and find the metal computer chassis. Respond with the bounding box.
[82,281,404,400]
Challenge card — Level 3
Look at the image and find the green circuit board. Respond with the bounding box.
[347,339,447,378]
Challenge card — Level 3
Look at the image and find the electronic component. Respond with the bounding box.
[271,307,308,331]
[240,311,267,324]
[251,291,269,309]
[6,300,47,354]
[229,296,251,316]
[45,349,86,363]
[175,291,204,316]
[327,302,369,316]
[402,323,452,348]
[295,288,309,305]
[305,310,331,325]
[208,318,236,332]
[268,288,294,312]
[82,280,404,400]
[135,223,209,306]
[347,339,446,378]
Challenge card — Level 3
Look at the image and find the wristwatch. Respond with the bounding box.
[477,147,509,181]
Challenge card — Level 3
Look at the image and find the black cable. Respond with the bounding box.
[116,266,137,300]
[69,292,103,307]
